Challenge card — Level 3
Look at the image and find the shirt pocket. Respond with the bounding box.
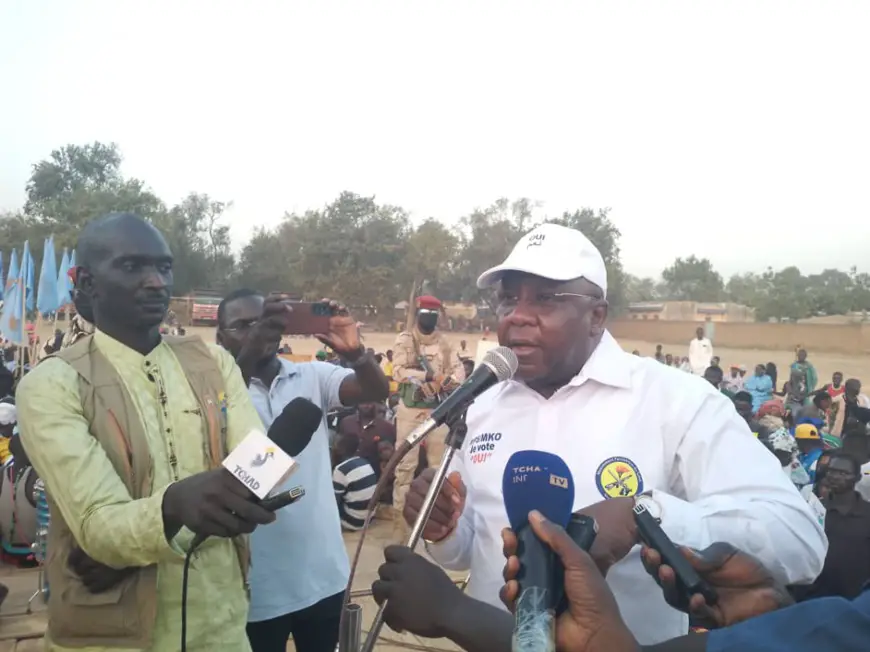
[175,404,212,474]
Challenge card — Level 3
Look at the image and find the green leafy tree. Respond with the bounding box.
[624,274,660,302]
[661,256,724,302]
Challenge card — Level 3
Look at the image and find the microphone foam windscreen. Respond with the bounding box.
[482,346,519,382]
[503,450,575,532]
[269,397,323,457]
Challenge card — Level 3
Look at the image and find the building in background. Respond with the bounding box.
[627,301,756,323]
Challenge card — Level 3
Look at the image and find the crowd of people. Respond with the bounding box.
[0,214,866,652]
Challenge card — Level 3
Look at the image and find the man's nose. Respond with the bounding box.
[502,300,538,326]
[141,267,168,289]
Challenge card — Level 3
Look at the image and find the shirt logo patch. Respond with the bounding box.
[595,457,644,499]
[467,432,502,465]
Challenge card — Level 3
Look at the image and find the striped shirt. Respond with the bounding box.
[333,456,377,530]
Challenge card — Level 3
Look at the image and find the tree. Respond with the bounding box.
[401,218,460,300]
[238,192,410,319]
[725,272,764,309]
[444,199,524,308]
[624,274,660,303]
[152,193,236,295]
[22,142,165,250]
[660,256,724,302]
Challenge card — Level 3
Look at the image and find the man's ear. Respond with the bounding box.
[76,267,94,297]
[589,300,609,338]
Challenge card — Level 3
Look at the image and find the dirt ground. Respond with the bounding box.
[31,323,870,384]
[213,328,868,385]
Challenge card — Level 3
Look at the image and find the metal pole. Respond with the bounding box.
[360,410,469,652]
[337,602,363,652]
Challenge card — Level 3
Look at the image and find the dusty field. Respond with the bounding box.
[247,329,870,385]
[32,323,870,385]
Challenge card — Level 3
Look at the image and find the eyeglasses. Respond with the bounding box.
[222,319,258,334]
[495,291,603,315]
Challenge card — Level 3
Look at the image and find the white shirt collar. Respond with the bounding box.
[502,329,633,396]
[566,330,632,390]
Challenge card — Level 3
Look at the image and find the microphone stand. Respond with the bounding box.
[346,408,470,652]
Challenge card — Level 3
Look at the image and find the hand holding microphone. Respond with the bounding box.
[162,397,323,542]
[501,512,640,652]
[162,469,275,540]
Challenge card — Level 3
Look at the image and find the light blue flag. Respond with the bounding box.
[5,249,18,296]
[56,248,71,307]
[0,251,4,302]
[22,241,35,312]
[37,236,60,316]
[0,255,25,345]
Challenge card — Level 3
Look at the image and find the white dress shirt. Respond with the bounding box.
[427,331,827,645]
[857,462,870,502]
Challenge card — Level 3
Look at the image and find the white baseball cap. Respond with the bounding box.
[476,223,608,296]
[0,403,16,426]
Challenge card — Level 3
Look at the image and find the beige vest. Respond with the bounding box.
[46,335,248,649]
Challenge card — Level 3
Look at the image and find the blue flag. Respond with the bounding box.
[5,249,18,296]
[23,242,35,312]
[0,251,25,345]
[57,248,71,307]
[37,236,60,316]
[0,251,4,302]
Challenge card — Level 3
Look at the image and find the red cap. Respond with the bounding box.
[67,267,77,284]
[416,295,441,310]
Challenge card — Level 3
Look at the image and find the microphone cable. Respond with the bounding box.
[339,437,417,639]
[180,536,206,652]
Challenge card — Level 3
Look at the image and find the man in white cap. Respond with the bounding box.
[401,222,827,645]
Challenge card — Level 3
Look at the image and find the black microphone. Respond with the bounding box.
[190,397,322,550]
[404,346,518,449]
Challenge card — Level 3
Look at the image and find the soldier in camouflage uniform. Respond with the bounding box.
[392,295,465,540]
[60,268,95,350]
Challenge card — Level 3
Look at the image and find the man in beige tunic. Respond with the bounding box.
[391,295,464,540]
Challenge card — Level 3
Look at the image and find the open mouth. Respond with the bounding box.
[508,342,541,356]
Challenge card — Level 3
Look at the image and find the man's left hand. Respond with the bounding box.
[372,545,464,638]
[577,498,638,574]
[315,298,362,358]
[68,547,135,594]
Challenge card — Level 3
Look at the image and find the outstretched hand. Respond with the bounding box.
[640,541,792,628]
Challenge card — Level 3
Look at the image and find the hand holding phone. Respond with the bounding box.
[279,301,332,336]
[634,503,719,608]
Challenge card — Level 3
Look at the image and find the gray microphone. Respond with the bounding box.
[405,346,518,448]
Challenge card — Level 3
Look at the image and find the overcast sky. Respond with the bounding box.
[1,1,868,279]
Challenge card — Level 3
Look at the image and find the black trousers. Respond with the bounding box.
[247,591,343,652]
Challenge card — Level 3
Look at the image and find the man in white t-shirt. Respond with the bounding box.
[401,222,827,646]
[688,326,714,375]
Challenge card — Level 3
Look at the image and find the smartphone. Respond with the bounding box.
[634,503,718,606]
[281,301,332,335]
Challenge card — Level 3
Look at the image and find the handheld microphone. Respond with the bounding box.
[503,451,575,652]
[191,397,322,549]
[404,346,518,449]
